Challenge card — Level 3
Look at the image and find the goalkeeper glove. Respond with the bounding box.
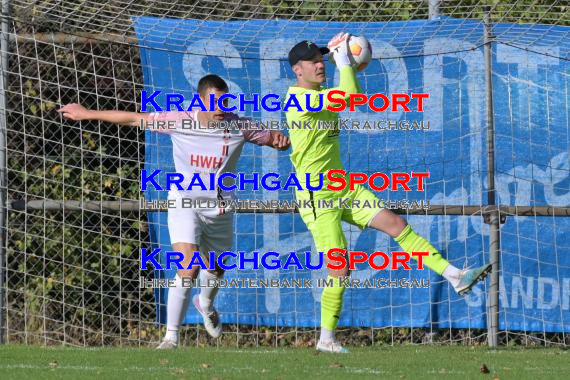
[327,32,352,69]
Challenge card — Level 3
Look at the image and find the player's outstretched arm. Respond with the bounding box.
[327,32,362,95]
[240,118,290,150]
[58,103,149,127]
[298,32,362,113]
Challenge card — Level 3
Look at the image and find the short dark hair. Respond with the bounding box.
[197,74,229,96]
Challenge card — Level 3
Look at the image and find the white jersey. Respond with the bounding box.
[148,110,271,201]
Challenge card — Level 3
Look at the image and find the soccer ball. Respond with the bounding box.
[348,36,372,71]
[330,35,372,72]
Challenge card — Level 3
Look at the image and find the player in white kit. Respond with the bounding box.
[58,74,291,348]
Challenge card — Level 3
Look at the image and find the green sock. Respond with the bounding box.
[394,224,449,275]
[321,275,346,331]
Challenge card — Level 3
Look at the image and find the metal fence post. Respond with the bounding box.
[483,5,501,348]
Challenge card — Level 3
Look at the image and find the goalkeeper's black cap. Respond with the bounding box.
[288,41,330,66]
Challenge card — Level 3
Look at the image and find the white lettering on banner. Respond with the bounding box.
[423,38,488,240]
[511,276,534,309]
[423,39,485,134]
[465,276,570,310]
[494,152,570,206]
[429,187,470,244]
[496,44,560,130]
[538,277,560,310]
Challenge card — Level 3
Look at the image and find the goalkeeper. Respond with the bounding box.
[285,34,491,353]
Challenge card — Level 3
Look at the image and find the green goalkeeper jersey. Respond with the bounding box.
[285,66,361,189]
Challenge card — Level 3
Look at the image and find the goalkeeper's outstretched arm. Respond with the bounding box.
[58,103,148,126]
[325,66,361,100]
[327,32,363,94]
[302,33,363,111]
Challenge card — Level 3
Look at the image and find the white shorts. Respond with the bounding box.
[167,191,234,256]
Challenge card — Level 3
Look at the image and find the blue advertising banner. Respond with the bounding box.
[133,17,570,332]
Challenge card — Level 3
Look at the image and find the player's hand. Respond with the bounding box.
[327,32,350,51]
[327,32,352,69]
[57,103,92,121]
[270,131,291,151]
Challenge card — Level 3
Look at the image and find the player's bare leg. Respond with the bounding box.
[157,242,201,349]
[317,253,350,354]
[368,209,491,295]
[193,256,225,338]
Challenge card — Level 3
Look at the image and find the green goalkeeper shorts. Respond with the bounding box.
[296,184,385,253]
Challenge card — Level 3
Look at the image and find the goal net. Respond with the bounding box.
[1,0,569,347]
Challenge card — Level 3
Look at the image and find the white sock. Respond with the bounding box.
[165,274,191,341]
[320,328,335,342]
[199,270,222,313]
[442,264,462,288]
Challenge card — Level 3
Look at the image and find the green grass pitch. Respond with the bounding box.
[0,345,569,379]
